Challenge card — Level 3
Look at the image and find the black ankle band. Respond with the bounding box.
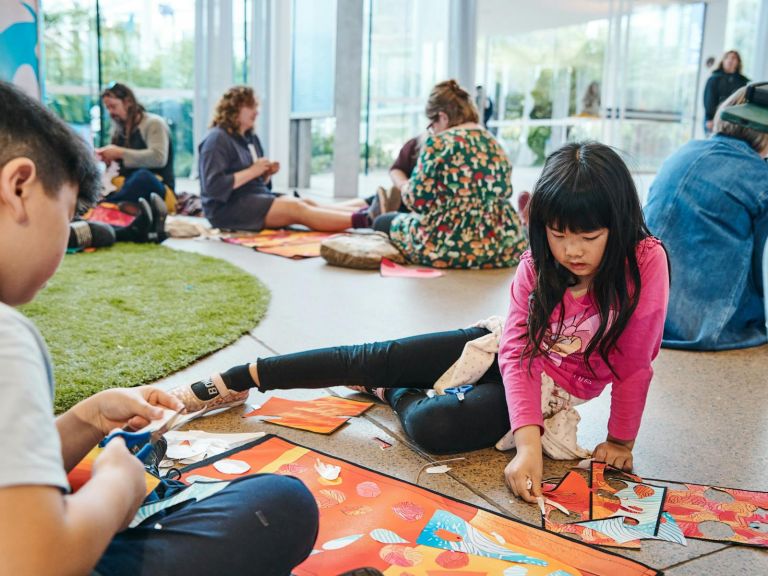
[220,364,255,392]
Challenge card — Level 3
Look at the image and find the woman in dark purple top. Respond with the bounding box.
[199,86,372,231]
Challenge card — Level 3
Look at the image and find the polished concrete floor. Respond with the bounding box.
[156,236,768,575]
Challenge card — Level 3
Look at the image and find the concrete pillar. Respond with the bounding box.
[250,0,271,153]
[448,0,477,92]
[333,0,364,198]
[266,0,292,189]
[289,118,312,188]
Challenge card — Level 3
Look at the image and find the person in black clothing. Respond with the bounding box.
[703,50,749,134]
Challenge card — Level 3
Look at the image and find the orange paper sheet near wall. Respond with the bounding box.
[243,395,374,434]
[221,229,333,258]
[179,435,661,576]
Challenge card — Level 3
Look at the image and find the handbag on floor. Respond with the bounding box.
[320,230,407,269]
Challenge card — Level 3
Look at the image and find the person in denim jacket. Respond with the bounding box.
[645,87,768,350]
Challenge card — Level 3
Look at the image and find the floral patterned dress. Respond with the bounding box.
[389,128,526,269]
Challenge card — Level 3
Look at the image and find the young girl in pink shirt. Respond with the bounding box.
[172,142,669,506]
[500,142,669,504]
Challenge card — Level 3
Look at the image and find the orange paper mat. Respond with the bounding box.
[180,435,661,576]
[221,229,333,258]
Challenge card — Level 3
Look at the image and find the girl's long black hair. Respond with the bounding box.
[524,142,651,375]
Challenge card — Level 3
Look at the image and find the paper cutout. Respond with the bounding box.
[393,500,425,521]
[221,229,333,259]
[356,481,381,498]
[178,435,662,576]
[591,463,666,537]
[315,459,341,481]
[542,470,641,549]
[417,509,549,566]
[322,534,364,550]
[380,257,445,278]
[379,544,424,567]
[370,528,410,544]
[212,458,251,475]
[130,481,230,528]
[659,482,768,547]
[243,395,373,434]
[575,512,687,546]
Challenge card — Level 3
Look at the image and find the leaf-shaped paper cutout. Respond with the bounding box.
[321,533,364,550]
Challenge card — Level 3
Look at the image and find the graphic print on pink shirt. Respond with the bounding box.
[542,309,602,367]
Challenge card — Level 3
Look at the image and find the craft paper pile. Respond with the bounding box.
[243,395,374,434]
[159,430,266,469]
[221,229,333,258]
[174,434,660,576]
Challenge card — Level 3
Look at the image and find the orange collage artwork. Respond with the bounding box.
[179,435,661,576]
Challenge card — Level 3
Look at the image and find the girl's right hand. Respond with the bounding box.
[504,425,544,503]
[92,437,147,530]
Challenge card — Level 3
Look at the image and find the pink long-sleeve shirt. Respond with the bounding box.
[498,237,669,441]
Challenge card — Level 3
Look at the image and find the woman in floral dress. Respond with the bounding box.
[376,80,526,269]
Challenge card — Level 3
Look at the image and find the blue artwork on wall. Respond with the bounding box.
[0,1,40,96]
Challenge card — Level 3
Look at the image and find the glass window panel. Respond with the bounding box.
[98,0,195,176]
[360,0,449,173]
[724,0,760,79]
[43,0,99,145]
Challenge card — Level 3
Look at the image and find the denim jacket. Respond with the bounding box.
[645,134,768,350]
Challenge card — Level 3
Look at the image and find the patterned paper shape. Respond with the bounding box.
[179,435,662,576]
[416,509,549,566]
[574,512,686,546]
[660,482,768,547]
[221,229,333,259]
[591,462,666,537]
[542,470,640,549]
[243,395,373,434]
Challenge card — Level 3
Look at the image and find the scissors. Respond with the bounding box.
[445,384,473,402]
[98,408,187,463]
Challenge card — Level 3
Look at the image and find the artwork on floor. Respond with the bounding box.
[221,229,333,258]
[542,471,642,549]
[651,480,768,547]
[589,463,667,537]
[380,258,445,278]
[178,434,662,576]
[243,395,374,434]
[541,462,767,550]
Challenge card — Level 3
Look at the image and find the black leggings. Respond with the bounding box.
[256,328,511,454]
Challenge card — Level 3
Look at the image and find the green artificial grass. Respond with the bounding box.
[21,244,270,413]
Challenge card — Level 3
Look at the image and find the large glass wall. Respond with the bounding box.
[360,0,449,173]
[43,0,196,176]
[478,0,705,172]
[725,0,761,78]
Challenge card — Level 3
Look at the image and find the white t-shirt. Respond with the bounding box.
[0,302,68,490]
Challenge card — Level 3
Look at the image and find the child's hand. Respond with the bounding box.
[593,440,634,471]
[91,436,147,530]
[503,426,543,503]
[80,387,184,436]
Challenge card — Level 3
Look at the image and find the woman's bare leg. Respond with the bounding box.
[264,196,354,232]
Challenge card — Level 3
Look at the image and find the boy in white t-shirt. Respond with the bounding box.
[0,81,317,576]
